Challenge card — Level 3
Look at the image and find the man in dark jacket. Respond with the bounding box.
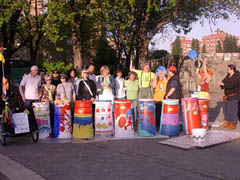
[164,66,183,101]
[77,69,97,102]
[219,64,240,129]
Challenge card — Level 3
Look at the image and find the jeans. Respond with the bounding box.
[223,99,238,123]
[131,99,138,128]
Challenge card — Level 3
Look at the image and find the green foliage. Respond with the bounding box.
[191,39,200,54]
[201,44,207,53]
[216,40,223,53]
[223,36,239,53]
[93,36,118,75]
[148,50,169,60]
[42,59,73,75]
[172,36,182,55]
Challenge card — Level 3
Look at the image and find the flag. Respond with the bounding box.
[0,53,5,64]
[2,77,9,96]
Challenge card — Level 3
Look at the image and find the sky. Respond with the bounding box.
[150,15,240,52]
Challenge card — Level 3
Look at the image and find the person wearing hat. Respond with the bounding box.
[51,70,61,87]
[152,66,168,131]
[130,60,155,99]
[164,66,183,101]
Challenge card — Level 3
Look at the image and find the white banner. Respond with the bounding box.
[13,112,30,134]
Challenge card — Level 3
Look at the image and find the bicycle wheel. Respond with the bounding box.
[0,124,6,146]
[31,130,39,143]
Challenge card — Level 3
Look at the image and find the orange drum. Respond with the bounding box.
[114,100,134,137]
[198,99,209,129]
[182,98,201,134]
[73,100,93,139]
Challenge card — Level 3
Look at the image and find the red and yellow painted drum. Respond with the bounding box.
[73,100,93,139]
[94,100,113,137]
[160,100,179,136]
[138,99,156,137]
[53,100,72,138]
[198,99,209,129]
[33,102,51,138]
[182,98,201,134]
[114,100,134,137]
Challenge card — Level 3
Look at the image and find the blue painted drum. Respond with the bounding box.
[94,100,114,137]
[160,99,180,136]
[138,99,156,137]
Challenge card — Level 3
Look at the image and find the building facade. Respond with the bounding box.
[202,29,239,53]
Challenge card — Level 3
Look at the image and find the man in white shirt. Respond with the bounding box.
[19,65,41,131]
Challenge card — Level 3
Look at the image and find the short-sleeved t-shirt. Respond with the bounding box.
[20,74,41,100]
[56,82,75,101]
[154,79,167,102]
[124,80,139,100]
[170,80,178,89]
[134,70,155,88]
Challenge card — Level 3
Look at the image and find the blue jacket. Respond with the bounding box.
[96,75,116,96]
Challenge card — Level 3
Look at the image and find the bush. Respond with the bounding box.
[42,59,73,75]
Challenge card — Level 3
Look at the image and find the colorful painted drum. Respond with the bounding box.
[33,102,51,138]
[182,98,201,134]
[190,91,210,100]
[198,99,209,129]
[94,100,113,137]
[53,100,72,138]
[138,99,156,137]
[114,100,134,137]
[160,99,179,136]
[73,100,93,139]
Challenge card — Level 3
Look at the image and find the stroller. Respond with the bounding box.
[0,86,39,146]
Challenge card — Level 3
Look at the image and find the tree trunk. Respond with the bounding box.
[72,33,83,71]
[71,18,84,71]
[136,38,150,69]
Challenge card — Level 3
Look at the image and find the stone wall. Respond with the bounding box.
[151,53,240,93]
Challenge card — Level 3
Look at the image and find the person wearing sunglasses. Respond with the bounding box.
[40,75,56,135]
[77,69,96,102]
[51,70,61,87]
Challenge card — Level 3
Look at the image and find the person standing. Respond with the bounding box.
[124,71,139,129]
[40,75,56,135]
[77,69,97,102]
[219,64,240,129]
[164,66,183,101]
[195,57,212,92]
[68,69,80,93]
[130,60,155,99]
[51,70,61,87]
[115,69,125,99]
[87,64,96,83]
[19,65,41,131]
[56,74,76,102]
[152,66,168,131]
[96,65,116,102]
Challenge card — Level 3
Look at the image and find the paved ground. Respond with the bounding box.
[1,134,240,180]
[1,92,240,180]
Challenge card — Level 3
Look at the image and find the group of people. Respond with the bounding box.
[18,62,184,133]
[17,59,240,134]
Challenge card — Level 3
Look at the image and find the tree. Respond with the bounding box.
[191,39,200,54]
[216,40,223,53]
[100,0,240,67]
[201,44,206,53]
[44,0,99,70]
[223,36,239,53]
[172,36,182,55]
[148,49,169,60]
[0,1,47,61]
